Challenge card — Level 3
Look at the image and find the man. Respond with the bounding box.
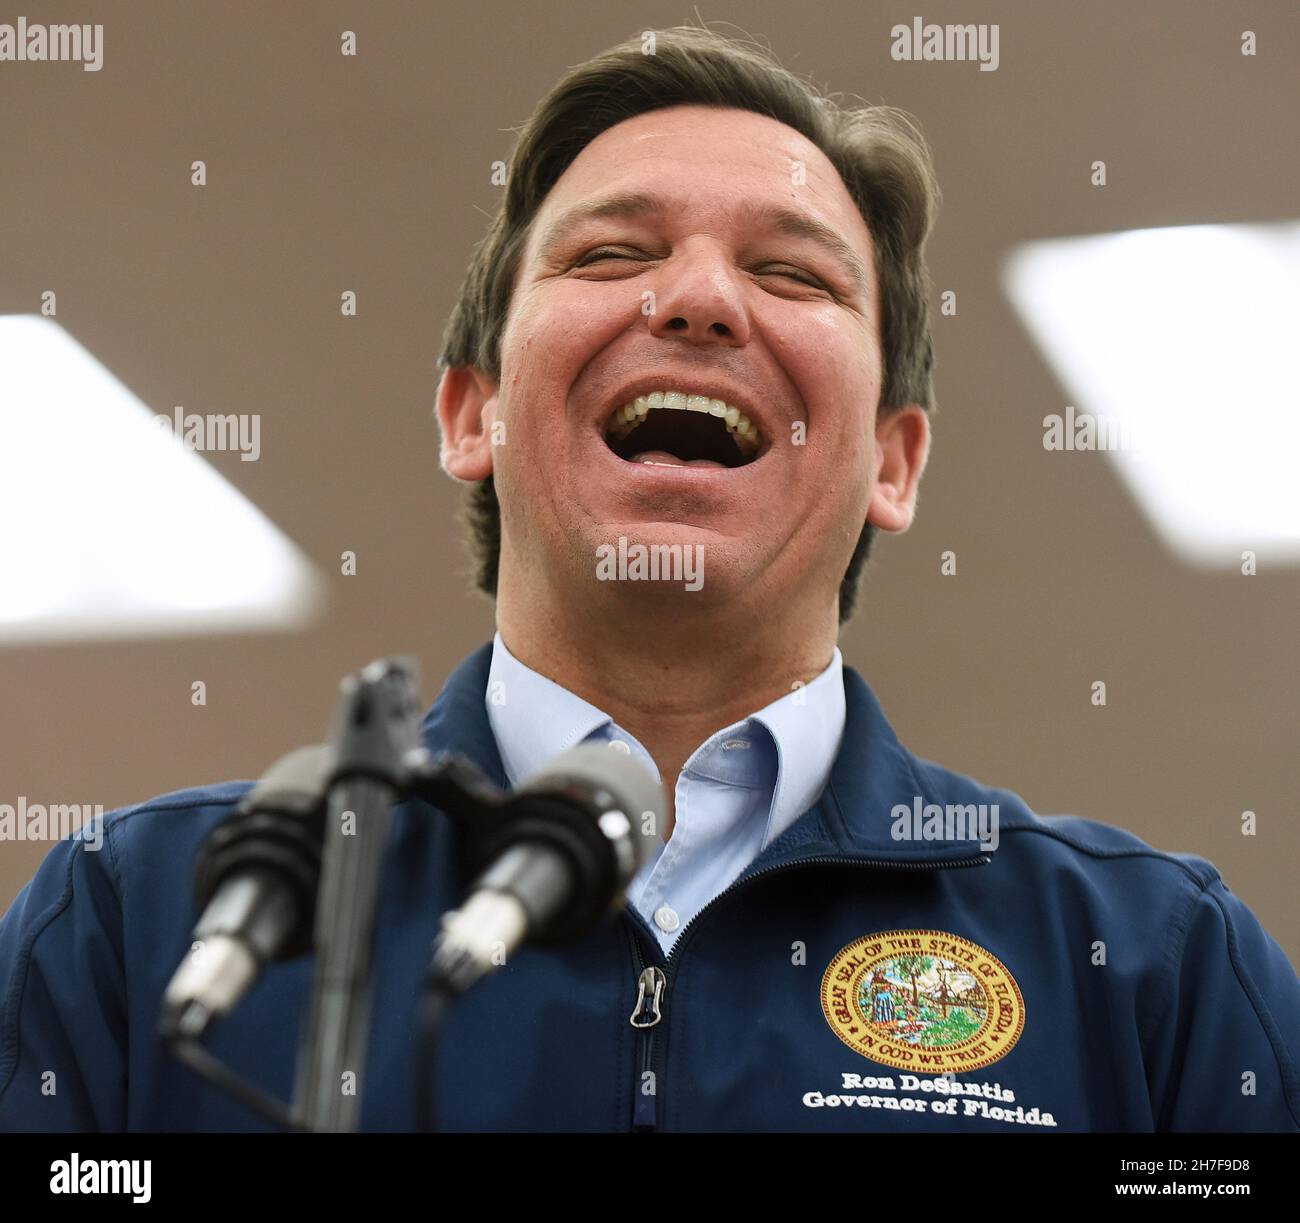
[1,26,1297,1133]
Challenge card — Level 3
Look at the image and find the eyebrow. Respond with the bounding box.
[533,189,872,298]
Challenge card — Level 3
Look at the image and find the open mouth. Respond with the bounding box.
[604,391,764,470]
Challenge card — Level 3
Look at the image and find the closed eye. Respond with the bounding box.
[752,265,829,290]
[573,248,642,267]
[573,250,832,293]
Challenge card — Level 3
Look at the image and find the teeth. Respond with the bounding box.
[604,388,762,458]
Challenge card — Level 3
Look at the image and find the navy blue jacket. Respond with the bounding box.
[2,644,1297,1131]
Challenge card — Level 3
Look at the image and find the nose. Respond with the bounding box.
[647,238,751,346]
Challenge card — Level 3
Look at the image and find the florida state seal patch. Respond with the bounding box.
[821,929,1025,1072]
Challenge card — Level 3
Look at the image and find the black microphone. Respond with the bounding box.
[428,742,665,995]
[160,744,333,1039]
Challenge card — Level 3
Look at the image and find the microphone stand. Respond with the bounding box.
[160,654,517,1132]
[162,656,655,1134]
[292,658,422,1133]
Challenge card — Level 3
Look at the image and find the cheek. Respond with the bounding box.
[496,309,572,434]
[763,309,882,457]
[500,301,565,395]
[505,283,634,366]
[498,285,636,426]
[765,302,880,390]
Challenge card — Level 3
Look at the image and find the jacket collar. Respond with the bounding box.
[420,642,988,870]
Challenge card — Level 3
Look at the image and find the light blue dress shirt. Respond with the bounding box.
[484,632,846,956]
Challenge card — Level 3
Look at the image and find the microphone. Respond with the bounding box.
[160,744,333,1039]
[429,742,665,995]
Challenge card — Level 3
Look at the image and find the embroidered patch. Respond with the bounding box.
[821,929,1025,1072]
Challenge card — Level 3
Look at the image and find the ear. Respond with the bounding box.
[866,404,930,533]
[436,366,499,482]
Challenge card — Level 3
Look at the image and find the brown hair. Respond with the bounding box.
[437,24,940,622]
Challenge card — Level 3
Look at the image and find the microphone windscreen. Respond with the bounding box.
[518,742,665,871]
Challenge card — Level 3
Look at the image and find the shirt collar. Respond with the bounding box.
[749,651,845,846]
[484,631,619,790]
[420,642,995,866]
[484,632,844,847]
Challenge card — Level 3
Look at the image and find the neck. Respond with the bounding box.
[496,571,838,837]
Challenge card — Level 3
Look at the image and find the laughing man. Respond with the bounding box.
[1,26,1297,1133]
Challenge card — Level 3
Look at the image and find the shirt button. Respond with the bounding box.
[607,739,631,755]
[654,905,680,933]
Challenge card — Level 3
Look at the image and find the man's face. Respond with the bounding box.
[482,104,905,617]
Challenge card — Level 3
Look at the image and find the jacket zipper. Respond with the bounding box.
[627,944,665,1130]
[623,850,989,1130]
